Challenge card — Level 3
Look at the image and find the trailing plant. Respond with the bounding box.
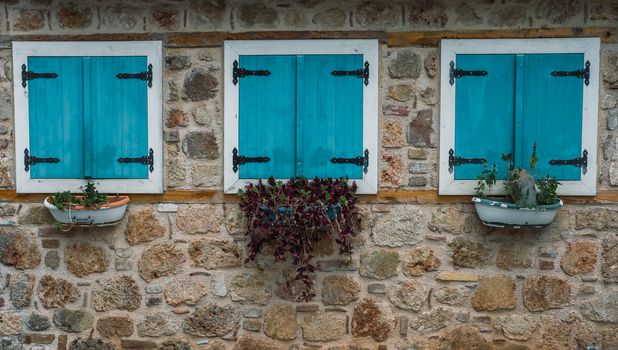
[475,143,560,207]
[50,181,108,211]
[238,177,360,301]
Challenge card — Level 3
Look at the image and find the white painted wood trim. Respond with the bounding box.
[439,38,600,196]
[223,39,379,194]
[13,41,163,194]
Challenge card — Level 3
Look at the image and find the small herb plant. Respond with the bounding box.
[475,143,561,207]
[50,181,108,211]
[238,177,360,301]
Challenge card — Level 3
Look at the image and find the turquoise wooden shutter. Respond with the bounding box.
[238,55,296,179]
[298,54,363,179]
[520,54,584,180]
[454,54,516,180]
[28,57,84,179]
[90,56,149,179]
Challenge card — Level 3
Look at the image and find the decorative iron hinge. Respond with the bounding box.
[551,60,590,86]
[116,64,153,88]
[331,61,370,86]
[549,149,588,175]
[21,64,58,88]
[449,61,488,86]
[330,149,369,174]
[448,148,487,173]
[24,148,60,172]
[117,148,154,172]
[232,60,271,85]
[232,147,270,173]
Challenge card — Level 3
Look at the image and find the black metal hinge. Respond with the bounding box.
[232,147,270,173]
[24,148,60,172]
[449,61,488,86]
[549,149,588,175]
[331,61,370,86]
[116,63,153,88]
[117,148,154,172]
[21,64,58,88]
[448,148,487,173]
[330,149,369,174]
[232,60,271,85]
[551,60,590,86]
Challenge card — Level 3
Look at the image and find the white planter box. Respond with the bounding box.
[44,196,129,225]
[472,197,563,228]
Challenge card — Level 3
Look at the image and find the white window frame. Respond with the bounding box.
[223,39,379,194]
[439,38,600,196]
[12,41,163,194]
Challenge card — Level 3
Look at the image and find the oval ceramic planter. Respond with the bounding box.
[472,197,563,228]
[44,195,130,225]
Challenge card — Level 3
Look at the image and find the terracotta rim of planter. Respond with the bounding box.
[45,195,130,211]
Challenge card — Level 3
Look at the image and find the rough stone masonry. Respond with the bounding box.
[0,0,618,349]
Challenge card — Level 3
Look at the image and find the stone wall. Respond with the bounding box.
[0,1,618,349]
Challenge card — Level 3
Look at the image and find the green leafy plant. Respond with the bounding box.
[238,177,360,301]
[80,181,108,207]
[50,181,108,211]
[475,144,560,207]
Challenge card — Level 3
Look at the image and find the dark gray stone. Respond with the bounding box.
[69,338,115,350]
[388,50,421,79]
[183,69,218,101]
[165,56,191,71]
[53,309,94,333]
[44,250,60,270]
[26,313,51,331]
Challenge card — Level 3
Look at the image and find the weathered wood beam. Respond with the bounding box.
[388,27,617,47]
[2,189,618,205]
[3,27,613,49]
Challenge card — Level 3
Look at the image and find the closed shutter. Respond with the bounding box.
[298,54,364,179]
[454,54,516,180]
[520,53,584,180]
[27,57,85,179]
[90,56,149,179]
[238,55,297,179]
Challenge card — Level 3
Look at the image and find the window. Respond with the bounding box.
[223,40,378,194]
[439,38,600,195]
[13,41,162,193]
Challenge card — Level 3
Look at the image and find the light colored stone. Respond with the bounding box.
[0,310,21,335]
[472,275,516,311]
[164,275,208,306]
[523,275,571,312]
[449,239,491,267]
[10,272,34,308]
[137,311,179,337]
[387,84,414,102]
[37,275,78,309]
[138,243,185,282]
[65,241,108,277]
[560,241,597,275]
[300,311,346,342]
[176,204,223,234]
[372,205,427,247]
[359,249,400,279]
[229,271,272,305]
[233,335,282,350]
[0,231,42,269]
[402,247,441,276]
[182,304,241,337]
[321,274,360,305]
[388,280,428,311]
[436,272,479,282]
[351,298,396,342]
[410,308,453,333]
[96,316,134,338]
[580,290,618,323]
[494,314,537,341]
[189,239,243,269]
[602,234,618,282]
[124,209,165,245]
[157,203,178,213]
[496,241,535,270]
[388,50,421,79]
[91,275,141,312]
[433,286,469,306]
[263,304,297,341]
[383,120,406,148]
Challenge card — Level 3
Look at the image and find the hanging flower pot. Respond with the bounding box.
[472,197,562,228]
[43,181,129,226]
